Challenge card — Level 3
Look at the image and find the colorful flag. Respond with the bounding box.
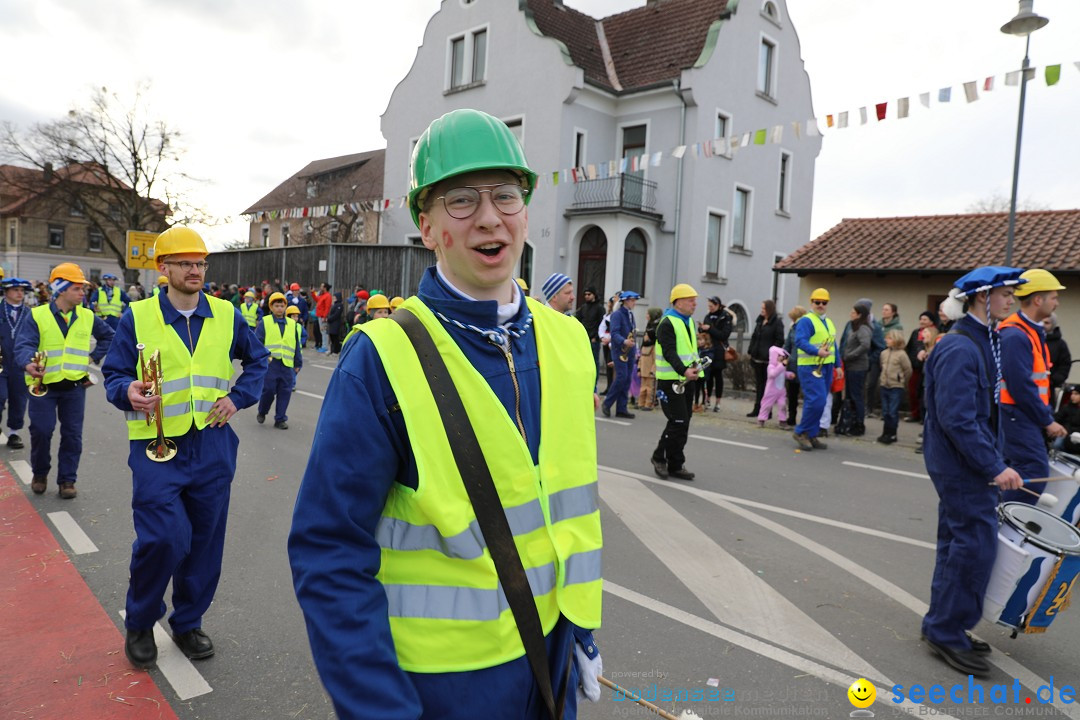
[984,76,995,91]
[672,146,686,159]
[1046,65,1061,86]
[770,125,783,143]
[963,82,978,103]
[1005,70,1020,86]
[919,92,930,108]
[938,87,951,102]
[753,129,767,145]
[898,97,910,119]
[838,111,849,129]
[826,114,834,128]
[587,164,597,180]
[859,107,867,125]
[651,151,663,167]
[791,121,802,139]
[741,132,752,147]
[875,102,887,121]
[711,139,726,156]
[806,119,820,137]
[552,171,559,186]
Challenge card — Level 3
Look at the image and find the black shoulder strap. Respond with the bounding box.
[392,309,564,720]
[948,327,998,433]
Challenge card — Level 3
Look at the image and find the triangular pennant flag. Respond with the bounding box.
[898,97,910,119]
[672,145,686,159]
[702,139,713,158]
[587,164,597,180]
[1005,70,1021,86]
[1046,64,1061,86]
[826,114,834,128]
[651,151,663,167]
[984,76,995,91]
[938,87,951,102]
[740,132,752,147]
[838,111,849,129]
[919,92,930,108]
[963,82,978,103]
[770,125,783,143]
[806,119,820,137]
[753,129,767,145]
[859,107,867,125]
[619,158,628,174]
[570,167,578,183]
[791,121,802,139]
[875,102,887,121]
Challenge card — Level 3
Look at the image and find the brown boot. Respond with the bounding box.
[31,475,47,494]
[58,482,77,499]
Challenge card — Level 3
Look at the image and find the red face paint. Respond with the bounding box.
[442,231,453,249]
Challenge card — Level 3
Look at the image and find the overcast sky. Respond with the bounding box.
[1,0,1076,250]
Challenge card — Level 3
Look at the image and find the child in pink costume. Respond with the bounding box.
[757,345,792,426]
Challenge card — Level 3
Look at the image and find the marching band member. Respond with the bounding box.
[153,275,168,297]
[651,284,700,479]
[255,292,303,430]
[16,263,113,498]
[102,226,268,669]
[792,287,836,451]
[920,266,1025,677]
[240,289,261,328]
[93,272,130,330]
[0,278,33,449]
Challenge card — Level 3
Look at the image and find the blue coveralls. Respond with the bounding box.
[920,313,1007,649]
[794,313,834,438]
[603,305,636,414]
[288,267,594,720]
[999,312,1054,503]
[93,286,130,331]
[102,292,268,634]
[255,316,305,423]
[15,303,114,486]
[0,302,32,435]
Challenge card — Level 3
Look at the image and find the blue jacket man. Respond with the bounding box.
[0,278,33,448]
[921,266,1025,678]
[92,273,131,330]
[602,291,639,418]
[254,295,305,429]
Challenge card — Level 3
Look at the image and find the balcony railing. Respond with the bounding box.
[570,174,658,215]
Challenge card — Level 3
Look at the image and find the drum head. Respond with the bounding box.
[1000,502,1080,554]
[1052,451,1080,472]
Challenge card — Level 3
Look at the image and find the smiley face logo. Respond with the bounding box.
[848,678,876,708]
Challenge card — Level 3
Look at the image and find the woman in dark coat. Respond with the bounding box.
[699,296,734,411]
[746,299,785,417]
[327,291,345,355]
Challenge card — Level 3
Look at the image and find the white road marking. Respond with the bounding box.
[310,364,337,371]
[119,611,213,700]
[11,459,33,485]
[596,417,631,426]
[690,434,768,450]
[842,461,930,480]
[46,511,98,554]
[295,390,325,400]
[599,470,888,683]
[600,465,936,550]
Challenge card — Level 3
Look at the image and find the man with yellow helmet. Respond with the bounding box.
[153,275,168,297]
[791,287,836,450]
[101,225,269,670]
[255,291,303,429]
[998,268,1068,504]
[289,109,602,719]
[650,283,702,480]
[15,263,114,499]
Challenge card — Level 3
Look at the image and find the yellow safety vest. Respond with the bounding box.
[25,305,93,386]
[262,315,297,368]
[655,314,698,381]
[362,296,602,673]
[153,286,163,297]
[96,288,123,317]
[241,302,259,328]
[124,295,235,439]
[796,314,837,366]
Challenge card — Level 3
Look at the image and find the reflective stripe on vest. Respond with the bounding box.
[655,314,698,381]
[796,314,837,366]
[261,315,296,368]
[124,295,236,438]
[96,288,122,317]
[241,302,259,327]
[25,305,93,386]
[363,296,602,672]
[998,313,1052,405]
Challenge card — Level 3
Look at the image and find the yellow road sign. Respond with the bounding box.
[126,231,160,270]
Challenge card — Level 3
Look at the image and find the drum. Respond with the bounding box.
[983,503,1080,633]
[1045,452,1080,526]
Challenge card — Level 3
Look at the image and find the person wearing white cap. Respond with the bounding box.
[542,272,574,314]
[601,291,639,419]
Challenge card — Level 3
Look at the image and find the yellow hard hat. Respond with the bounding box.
[268,292,286,305]
[367,294,391,312]
[157,275,169,285]
[244,290,256,299]
[810,287,831,302]
[515,278,528,291]
[390,296,405,309]
[50,262,87,285]
[0,266,5,279]
[1014,268,1065,297]
[669,283,698,304]
[285,305,300,316]
[155,226,208,259]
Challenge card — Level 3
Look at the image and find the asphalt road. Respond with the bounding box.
[12,352,1080,719]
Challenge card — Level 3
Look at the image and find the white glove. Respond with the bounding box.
[574,641,603,703]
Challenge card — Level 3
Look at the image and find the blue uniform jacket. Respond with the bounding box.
[92,286,130,313]
[288,266,594,720]
[254,316,304,370]
[610,305,636,361]
[287,292,308,319]
[922,313,1007,481]
[15,301,114,369]
[101,292,269,413]
[999,312,1054,477]
[795,313,836,361]
[0,303,32,370]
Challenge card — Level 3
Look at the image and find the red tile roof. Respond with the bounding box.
[242,150,385,214]
[524,0,730,93]
[774,210,1080,275]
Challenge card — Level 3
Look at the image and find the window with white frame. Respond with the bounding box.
[281,224,290,247]
[705,212,725,278]
[574,131,586,168]
[448,27,488,90]
[777,151,792,213]
[715,110,732,158]
[622,230,647,295]
[762,1,780,22]
[757,37,776,97]
[732,188,751,250]
[48,225,65,249]
[261,226,270,247]
[88,229,104,252]
[772,253,785,303]
[472,29,487,82]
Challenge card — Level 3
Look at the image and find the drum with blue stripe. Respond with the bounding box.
[1045,451,1080,526]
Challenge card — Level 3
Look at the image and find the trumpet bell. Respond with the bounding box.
[811,368,823,378]
[146,438,178,463]
[28,384,48,397]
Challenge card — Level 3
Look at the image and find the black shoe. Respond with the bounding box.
[792,432,813,450]
[745,410,758,418]
[274,421,288,430]
[31,474,47,494]
[669,468,696,481]
[876,434,890,444]
[173,628,215,660]
[125,628,157,669]
[651,458,668,479]
[615,412,635,419]
[966,632,992,655]
[809,436,828,450]
[601,404,611,418]
[257,413,266,424]
[7,433,23,449]
[639,406,653,412]
[923,636,990,676]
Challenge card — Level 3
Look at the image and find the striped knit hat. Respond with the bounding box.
[541,273,571,302]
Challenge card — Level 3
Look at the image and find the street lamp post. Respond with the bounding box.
[1001,0,1049,266]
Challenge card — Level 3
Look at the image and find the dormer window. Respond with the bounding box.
[762,1,781,27]
[448,26,488,91]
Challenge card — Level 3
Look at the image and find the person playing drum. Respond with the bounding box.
[920,266,1025,677]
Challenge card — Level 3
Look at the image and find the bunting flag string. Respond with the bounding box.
[243,59,1079,223]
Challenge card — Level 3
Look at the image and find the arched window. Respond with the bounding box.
[621,230,647,295]
[763,1,778,19]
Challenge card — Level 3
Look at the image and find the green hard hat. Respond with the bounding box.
[408,108,537,228]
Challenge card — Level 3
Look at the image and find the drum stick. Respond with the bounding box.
[987,483,1059,506]
[1020,476,1077,485]
[598,676,680,720]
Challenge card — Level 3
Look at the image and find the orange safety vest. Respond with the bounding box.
[998,313,1051,406]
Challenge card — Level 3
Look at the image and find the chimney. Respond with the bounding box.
[43,162,53,180]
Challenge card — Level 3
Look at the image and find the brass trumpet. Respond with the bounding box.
[28,350,47,397]
[673,356,712,395]
[138,343,177,463]
[619,334,636,363]
[811,339,834,378]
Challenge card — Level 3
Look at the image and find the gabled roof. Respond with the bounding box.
[242,149,385,215]
[775,210,1080,275]
[524,0,729,94]
[0,165,47,215]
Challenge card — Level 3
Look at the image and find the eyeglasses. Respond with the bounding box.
[435,184,528,220]
[812,300,828,306]
[164,261,209,272]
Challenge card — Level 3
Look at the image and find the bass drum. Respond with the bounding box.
[1045,452,1080,526]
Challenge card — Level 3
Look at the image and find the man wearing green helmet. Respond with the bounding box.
[290,109,603,719]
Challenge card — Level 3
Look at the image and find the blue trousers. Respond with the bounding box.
[102,314,121,331]
[603,355,634,414]
[795,365,832,437]
[881,386,903,434]
[258,361,295,422]
[125,424,239,634]
[0,359,28,432]
[29,384,86,483]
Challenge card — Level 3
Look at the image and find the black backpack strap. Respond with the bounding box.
[392,309,564,720]
[948,327,998,434]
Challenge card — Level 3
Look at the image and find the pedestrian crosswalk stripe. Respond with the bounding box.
[119,611,213,700]
[46,512,98,554]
